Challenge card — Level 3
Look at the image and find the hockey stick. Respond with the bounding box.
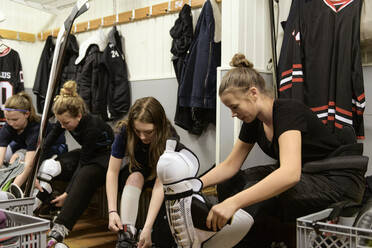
[24,0,90,197]
[268,0,278,98]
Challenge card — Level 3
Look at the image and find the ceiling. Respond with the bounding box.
[9,0,78,14]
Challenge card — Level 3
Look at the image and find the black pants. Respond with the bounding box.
[53,149,109,230]
[217,164,366,247]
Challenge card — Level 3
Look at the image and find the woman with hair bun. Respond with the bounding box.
[0,91,67,189]
[200,53,366,246]
[40,80,114,245]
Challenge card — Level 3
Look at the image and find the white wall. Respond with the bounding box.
[221,0,272,70]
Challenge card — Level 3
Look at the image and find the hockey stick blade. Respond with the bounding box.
[24,0,90,197]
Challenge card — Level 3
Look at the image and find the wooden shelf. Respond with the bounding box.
[37,0,222,41]
[0,29,36,43]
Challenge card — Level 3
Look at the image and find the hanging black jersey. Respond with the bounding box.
[0,47,25,127]
[277,0,365,139]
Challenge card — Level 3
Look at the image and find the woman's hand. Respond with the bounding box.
[108,211,123,233]
[137,227,152,248]
[51,192,68,207]
[34,179,43,192]
[206,198,239,232]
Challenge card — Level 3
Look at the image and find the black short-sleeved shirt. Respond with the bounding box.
[111,125,150,167]
[0,121,65,151]
[239,99,342,164]
[44,114,114,166]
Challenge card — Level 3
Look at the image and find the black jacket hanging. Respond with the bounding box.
[175,0,220,135]
[77,44,109,120]
[102,27,131,120]
[170,4,193,83]
[77,27,130,121]
[33,35,79,113]
[170,4,195,134]
[178,0,221,110]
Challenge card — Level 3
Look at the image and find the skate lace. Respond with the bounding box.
[50,223,69,239]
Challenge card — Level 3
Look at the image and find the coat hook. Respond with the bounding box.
[87,21,90,31]
[166,0,171,12]
[147,5,152,17]
[130,9,135,21]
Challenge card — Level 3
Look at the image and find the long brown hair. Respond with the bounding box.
[52,80,87,117]
[219,53,273,97]
[5,92,40,122]
[117,97,171,179]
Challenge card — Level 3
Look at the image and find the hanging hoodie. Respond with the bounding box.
[76,29,109,121]
[102,26,131,120]
[33,35,79,113]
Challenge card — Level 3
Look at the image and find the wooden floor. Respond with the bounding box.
[64,209,117,248]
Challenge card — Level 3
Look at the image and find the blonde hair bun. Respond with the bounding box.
[60,80,78,97]
[230,53,254,69]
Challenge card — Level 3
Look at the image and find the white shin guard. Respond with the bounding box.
[158,139,253,248]
[33,158,61,212]
[120,185,141,226]
[202,209,253,248]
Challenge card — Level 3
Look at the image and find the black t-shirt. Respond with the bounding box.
[44,114,114,165]
[239,98,342,164]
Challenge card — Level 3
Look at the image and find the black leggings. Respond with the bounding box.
[53,149,109,230]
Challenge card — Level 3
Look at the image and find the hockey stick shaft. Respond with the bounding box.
[268,0,278,98]
[24,0,90,197]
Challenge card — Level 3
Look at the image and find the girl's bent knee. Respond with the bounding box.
[126,172,144,188]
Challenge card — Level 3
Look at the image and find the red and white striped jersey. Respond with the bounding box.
[277,0,365,139]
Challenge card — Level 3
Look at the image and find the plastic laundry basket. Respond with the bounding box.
[0,197,35,215]
[0,208,50,248]
[297,208,372,248]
